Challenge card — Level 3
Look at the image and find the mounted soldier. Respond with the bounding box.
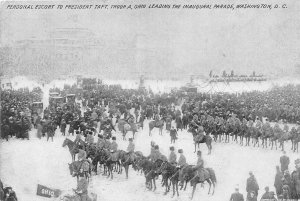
[103,136,111,150]
[125,138,135,163]
[254,116,262,131]
[107,136,118,161]
[85,131,94,145]
[178,149,188,182]
[154,113,160,127]
[283,120,289,133]
[96,134,105,150]
[168,146,177,165]
[74,150,90,179]
[149,145,162,162]
[191,151,209,186]
[73,172,89,201]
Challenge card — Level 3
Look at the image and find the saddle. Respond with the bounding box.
[110,151,119,161]
[197,168,210,182]
[194,134,204,142]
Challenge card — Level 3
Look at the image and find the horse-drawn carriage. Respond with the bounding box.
[49,92,60,98]
[49,96,65,108]
[32,102,43,115]
[66,94,76,103]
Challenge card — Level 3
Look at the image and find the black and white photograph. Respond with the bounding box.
[0,0,300,200]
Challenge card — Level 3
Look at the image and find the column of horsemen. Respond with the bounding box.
[62,94,300,200]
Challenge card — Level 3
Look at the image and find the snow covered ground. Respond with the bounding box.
[1,122,300,201]
[2,76,300,201]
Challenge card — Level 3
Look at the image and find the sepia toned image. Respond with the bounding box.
[0,0,300,201]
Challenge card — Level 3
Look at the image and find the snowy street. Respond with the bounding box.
[1,120,299,201]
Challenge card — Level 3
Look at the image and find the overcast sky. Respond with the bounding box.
[1,0,300,78]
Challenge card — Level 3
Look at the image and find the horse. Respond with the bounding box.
[68,160,91,182]
[251,127,262,147]
[269,127,284,150]
[149,119,165,136]
[156,161,179,197]
[117,119,138,140]
[190,167,217,199]
[278,131,292,151]
[261,128,273,148]
[119,150,143,179]
[63,138,80,162]
[188,128,212,154]
[135,157,157,190]
[100,149,121,179]
[179,165,197,191]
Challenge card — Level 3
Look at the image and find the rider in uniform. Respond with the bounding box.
[125,138,135,163]
[283,120,289,133]
[85,131,94,145]
[154,113,160,126]
[255,117,262,130]
[107,136,118,161]
[192,151,208,186]
[178,149,188,183]
[74,172,89,201]
[97,134,105,150]
[103,136,111,150]
[76,150,90,179]
[168,146,177,165]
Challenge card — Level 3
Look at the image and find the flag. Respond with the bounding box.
[36,184,61,198]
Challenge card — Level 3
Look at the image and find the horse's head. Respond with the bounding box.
[62,138,68,147]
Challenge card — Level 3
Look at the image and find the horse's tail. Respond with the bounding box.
[206,168,217,184]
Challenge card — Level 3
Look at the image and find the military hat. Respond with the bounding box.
[154,145,159,149]
[76,131,80,134]
[178,149,183,153]
[170,146,174,151]
[112,136,116,140]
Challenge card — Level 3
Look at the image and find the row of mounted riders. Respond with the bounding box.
[63,138,216,200]
[187,118,300,152]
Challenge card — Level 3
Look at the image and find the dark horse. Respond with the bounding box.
[156,161,180,197]
[149,119,165,136]
[190,167,217,199]
[68,160,91,182]
[188,128,212,154]
[62,138,79,162]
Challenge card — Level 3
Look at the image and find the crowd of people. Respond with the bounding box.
[3,79,300,200]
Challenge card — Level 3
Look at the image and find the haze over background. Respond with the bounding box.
[0,0,300,81]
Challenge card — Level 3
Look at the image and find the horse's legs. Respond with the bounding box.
[153,178,156,191]
[207,179,212,194]
[190,184,196,200]
[125,165,129,179]
[172,181,175,197]
[184,181,188,191]
[212,180,215,195]
[164,178,168,194]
